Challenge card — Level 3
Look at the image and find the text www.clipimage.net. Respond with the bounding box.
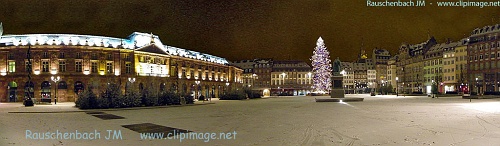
[367,0,500,8]
[140,131,237,142]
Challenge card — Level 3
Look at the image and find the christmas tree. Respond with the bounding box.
[310,37,332,93]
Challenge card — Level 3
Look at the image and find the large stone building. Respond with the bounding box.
[233,59,312,96]
[468,24,500,94]
[387,55,398,92]
[372,48,391,87]
[455,39,469,93]
[397,37,437,93]
[270,60,312,96]
[340,61,354,93]
[0,31,243,102]
[352,48,373,93]
[232,58,272,96]
[423,42,444,94]
[442,41,460,93]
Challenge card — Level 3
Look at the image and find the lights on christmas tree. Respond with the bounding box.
[310,37,332,93]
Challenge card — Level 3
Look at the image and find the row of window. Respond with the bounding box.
[469,41,500,51]
[443,76,455,81]
[6,60,133,74]
[271,73,312,78]
[443,60,455,65]
[423,59,443,66]
[443,68,455,73]
[271,79,311,85]
[469,52,500,61]
[11,52,124,60]
[469,61,500,70]
[424,67,443,74]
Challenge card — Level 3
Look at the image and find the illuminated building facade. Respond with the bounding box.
[468,24,500,94]
[423,42,444,94]
[397,37,437,94]
[340,61,354,94]
[270,60,312,96]
[0,31,243,102]
[372,48,391,87]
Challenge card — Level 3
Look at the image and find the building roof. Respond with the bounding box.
[471,23,500,36]
[0,31,229,65]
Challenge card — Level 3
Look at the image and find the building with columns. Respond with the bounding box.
[0,31,243,102]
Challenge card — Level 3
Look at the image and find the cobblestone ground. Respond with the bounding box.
[1,95,500,146]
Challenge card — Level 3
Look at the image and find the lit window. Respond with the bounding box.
[42,61,49,72]
[91,62,98,73]
[8,61,15,73]
[106,62,113,73]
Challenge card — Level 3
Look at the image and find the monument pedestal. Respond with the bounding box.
[330,76,344,98]
[314,58,364,102]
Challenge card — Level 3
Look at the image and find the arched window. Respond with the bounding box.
[41,81,51,101]
[24,81,35,99]
[58,81,68,89]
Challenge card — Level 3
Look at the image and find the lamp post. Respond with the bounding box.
[340,70,346,94]
[396,77,399,97]
[127,77,135,93]
[51,76,60,105]
[195,80,201,100]
[128,77,136,84]
[307,72,312,94]
[252,74,258,98]
[475,77,478,96]
[432,79,435,98]
[281,72,286,94]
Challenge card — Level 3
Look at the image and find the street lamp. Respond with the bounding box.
[51,76,60,105]
[195,80,201,100]
[252,74,258,98]
[127,77,136,93]
[128,77,136,83]
[340,70,346,94]
[476,77,478,95]
[225,82,230,94]
[281,73,286,94]
[396,77,399,96]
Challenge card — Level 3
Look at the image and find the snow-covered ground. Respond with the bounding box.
[1,95,500,145]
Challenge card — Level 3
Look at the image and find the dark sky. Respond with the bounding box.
[1,0,500,63]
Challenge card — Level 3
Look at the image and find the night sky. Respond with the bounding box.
[1,0,500,63]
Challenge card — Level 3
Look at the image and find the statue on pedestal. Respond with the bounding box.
[331,57,344,98]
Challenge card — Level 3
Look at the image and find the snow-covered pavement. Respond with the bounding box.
[1,95,500,145]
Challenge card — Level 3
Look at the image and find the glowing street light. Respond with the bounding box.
[128,77,136,84]
[51,76,60,105]
[396,77,399,96]
[195,80,201,100]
